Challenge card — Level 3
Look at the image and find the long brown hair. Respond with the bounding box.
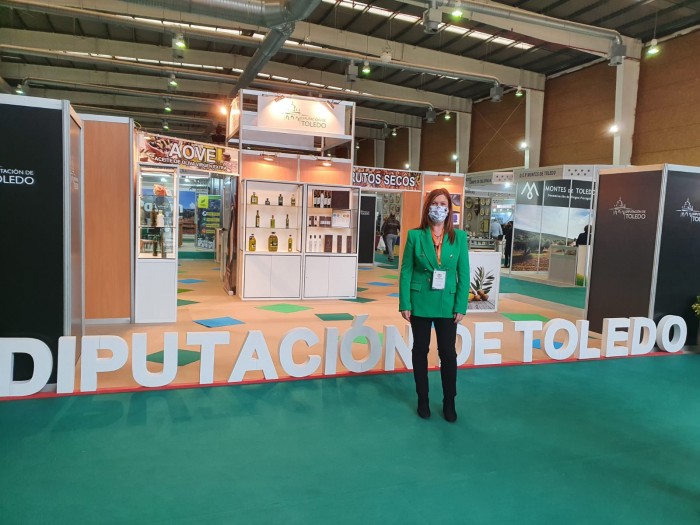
[419,187,455,243]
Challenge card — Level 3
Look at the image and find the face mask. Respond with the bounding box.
[428,204,449,223]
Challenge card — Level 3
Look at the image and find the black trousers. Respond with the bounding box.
[409,316,457,400]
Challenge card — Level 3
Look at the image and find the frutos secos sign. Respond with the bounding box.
[0,315,688,398]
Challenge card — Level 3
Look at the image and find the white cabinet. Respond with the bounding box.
[303,255,357,299]
[243,253,301,299]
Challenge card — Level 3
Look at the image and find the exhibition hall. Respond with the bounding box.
[1,1,700,523]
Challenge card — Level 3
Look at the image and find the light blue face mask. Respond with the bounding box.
[428,204,449,223]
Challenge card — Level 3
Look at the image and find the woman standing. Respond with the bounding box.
[399,188,470,422]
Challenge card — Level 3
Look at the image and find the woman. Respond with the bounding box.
[399,188,470,422]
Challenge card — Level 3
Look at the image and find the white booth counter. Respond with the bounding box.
[467,251,502,312]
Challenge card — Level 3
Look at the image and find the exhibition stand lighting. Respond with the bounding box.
[262,152,276,162]
[362,60,371,75]
[172,33,186,50]
[391,128,398,137]
[168,73,178,89]
[515,86,524,97]
[164,99,172,113]
[404,162,410,169]
[609,123,620,134]
[219,104,228,115]
[444,111,451,121]
[451,153,459,161]
[162,120,169,131]
[519,141,528,150]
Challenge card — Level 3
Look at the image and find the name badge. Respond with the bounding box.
[432,270,446,290]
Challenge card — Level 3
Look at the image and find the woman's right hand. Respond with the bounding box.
[400,310,411,322]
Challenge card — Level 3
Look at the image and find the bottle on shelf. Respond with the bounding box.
[248,234,256,251]
[268,232,278,252]
[270,215,275,228]
[288,235,293,252]
[313,190,319,208]
[265,197,270,205]
[251,192,258,205]
[255,210,260,227]
[291,194,296,206]
[285,214,289,228]
[278,193,284,206]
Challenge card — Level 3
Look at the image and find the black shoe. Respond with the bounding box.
[417,398,431,419]
[443,398,457,423]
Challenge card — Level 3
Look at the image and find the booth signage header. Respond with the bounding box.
[257,95,347,137]
[352,167,422,191]
[138,133,238,174]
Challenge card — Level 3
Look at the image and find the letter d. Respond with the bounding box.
[0,338,53,397]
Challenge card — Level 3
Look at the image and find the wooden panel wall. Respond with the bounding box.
[84,121,132,319]
[633,30,700,165]
[420,116,456,172]
[469,92,526,172]
[541,63,615,166]
[355,139,375,167]
[384,127,409,169]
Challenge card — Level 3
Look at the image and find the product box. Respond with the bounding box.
[332,210,351,228]
[346,235,353,253]
[324,235,333,253]
[331,190,350,209]
[336,235,343,253]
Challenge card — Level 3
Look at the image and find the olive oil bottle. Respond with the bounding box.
[248,234,256,251]
[268,232,278,252]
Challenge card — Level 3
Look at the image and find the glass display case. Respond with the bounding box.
[305,184,360,254]
[137,168,177,259]
[242,179,303,253]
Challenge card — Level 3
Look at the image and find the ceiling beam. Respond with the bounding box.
[3,0,544,89]
[0,29,472,112]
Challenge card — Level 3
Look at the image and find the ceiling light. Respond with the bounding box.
[346,61,358,81]
[15,82,24,95]
[422,7,442,34]
[443,176,451,182]
[404,163,410,169]
[425,107,436,123]
[162,120,169,131]
[355,142,360,150]
[452,1,464,18]
[444,111,451,121]
[609,124,620,134]
[262,152,276,162]
[173,33,186,49]
[321,159,333,167]
[380,49,392,63]
[647,38,660,56]
[490,84,504,102]
[519,141,528,150]
[515,86,524,97]
[451,153,458,161]
[219,104,228,115]
[164,99,172,113]
[504,182,512,188]
[168,73,178,88]
[362,59,371,75]
[391,128,398,137]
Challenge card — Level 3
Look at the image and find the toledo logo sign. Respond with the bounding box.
[610,197,647,220]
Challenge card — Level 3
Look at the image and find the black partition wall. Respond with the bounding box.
[586,165,700,344]
[0,95,83,381]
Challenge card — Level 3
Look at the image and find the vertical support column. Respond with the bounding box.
[455,111,471,174]
[614,59,640,165]
[408,127,421,171]
[525,89,544,168]
[375,139,385,168]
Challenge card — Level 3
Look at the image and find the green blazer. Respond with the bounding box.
[399,228,470,318]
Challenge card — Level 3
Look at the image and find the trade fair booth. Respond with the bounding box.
[586,164,700,344]
[135,132,239,322]
[510,165,599,286]
[0,94,84,382]
[229,90,358,300]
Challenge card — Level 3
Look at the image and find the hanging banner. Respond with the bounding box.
[138,133,238,174]
[352,167,422,192]
[256,95,347,137]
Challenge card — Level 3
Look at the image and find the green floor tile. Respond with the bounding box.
[315,313,354,321]
[177,299,199,307]
[501,313,551,322]
[177,288,193,294]
[146,349,201,366]
[342,297,376,303]
[353,333,384,344]
[381,274,398,280]
[257,304,312,314]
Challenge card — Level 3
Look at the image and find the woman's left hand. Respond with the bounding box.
[453,313,464,324]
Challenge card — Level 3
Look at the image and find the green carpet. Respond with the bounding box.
[178,251,215,260]
[2,355,699,524]
[500,276,587,308]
